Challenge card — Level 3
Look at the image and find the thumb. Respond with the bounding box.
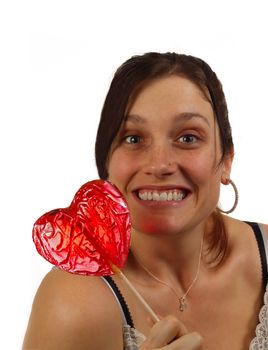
[142,315,188,348]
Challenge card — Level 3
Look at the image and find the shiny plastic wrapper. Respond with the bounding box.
[33,180,131,275]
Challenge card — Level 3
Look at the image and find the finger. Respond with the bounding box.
[165,332,204,350]
[140,315,188,348]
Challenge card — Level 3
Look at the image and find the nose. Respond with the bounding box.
[143,144,178,178]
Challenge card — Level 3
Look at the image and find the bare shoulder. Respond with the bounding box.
[224,216,268,245]
[222,216,254,238]
[222,216,266,283]
[224,216,267,236]
[23,269,123,350]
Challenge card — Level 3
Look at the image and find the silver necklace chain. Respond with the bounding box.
[133,234,204,312]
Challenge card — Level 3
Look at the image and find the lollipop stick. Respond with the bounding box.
[111,264,160,322]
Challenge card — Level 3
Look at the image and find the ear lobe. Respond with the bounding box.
[221,174,229,185]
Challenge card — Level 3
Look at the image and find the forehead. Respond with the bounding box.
[126,75,214,125]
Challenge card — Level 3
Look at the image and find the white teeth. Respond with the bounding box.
[159,192,167,201]
[177,192,184,200]
[139,192,146,200]
[138,190,186,201]
[153,192,160,201]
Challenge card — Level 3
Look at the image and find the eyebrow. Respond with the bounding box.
[124,114,146,124]
[174,112,210,126]
[124,112,210,126]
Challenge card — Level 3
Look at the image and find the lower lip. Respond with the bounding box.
[132,192,190,208]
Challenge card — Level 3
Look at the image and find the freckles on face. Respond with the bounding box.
[108,151,136,194]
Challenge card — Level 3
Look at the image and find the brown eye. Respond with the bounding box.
[178,135,198,143]
[125,135,141,144]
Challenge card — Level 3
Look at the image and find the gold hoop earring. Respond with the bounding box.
[218,179,238,214]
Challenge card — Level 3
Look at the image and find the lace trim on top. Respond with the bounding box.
[250,283,268,349]
[123,326,146,349]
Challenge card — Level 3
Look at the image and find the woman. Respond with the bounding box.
[23,52,268,349]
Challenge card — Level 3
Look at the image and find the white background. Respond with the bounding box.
[1,1,267,348]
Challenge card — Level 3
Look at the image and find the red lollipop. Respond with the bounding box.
[33,180,131,275]
[33,179,159,322]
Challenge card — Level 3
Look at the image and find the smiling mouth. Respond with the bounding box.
[136,189,188,202]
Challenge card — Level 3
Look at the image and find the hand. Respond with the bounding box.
[140,315,204,349]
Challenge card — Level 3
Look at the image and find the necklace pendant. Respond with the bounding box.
[179,297,187,312]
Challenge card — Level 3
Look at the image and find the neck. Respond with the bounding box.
[128,223,207,289]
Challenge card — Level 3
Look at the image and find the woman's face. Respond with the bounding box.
[107,75,233,235]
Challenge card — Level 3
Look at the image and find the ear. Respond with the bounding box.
[221,148,234,185]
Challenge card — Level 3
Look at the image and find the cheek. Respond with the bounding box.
[193,155,223,199]
[183,150,219,182]
[107,151,134,191]
[183,151,223,204]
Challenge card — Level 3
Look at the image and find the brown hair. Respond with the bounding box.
[95,52,234,264]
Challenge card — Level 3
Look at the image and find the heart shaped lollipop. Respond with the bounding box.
[33,180,131,275]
